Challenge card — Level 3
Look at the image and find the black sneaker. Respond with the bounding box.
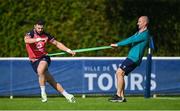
[108,95,127,102]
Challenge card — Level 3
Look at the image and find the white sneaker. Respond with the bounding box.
[65,94,76,103]
[41,93,47,102]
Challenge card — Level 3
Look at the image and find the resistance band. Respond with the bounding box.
[47,46,112,57]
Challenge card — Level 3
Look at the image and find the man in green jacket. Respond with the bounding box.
[109,16,150,102]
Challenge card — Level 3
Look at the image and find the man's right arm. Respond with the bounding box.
[24,35,46,44]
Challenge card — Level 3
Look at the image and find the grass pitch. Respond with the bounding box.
[0,96,180,110]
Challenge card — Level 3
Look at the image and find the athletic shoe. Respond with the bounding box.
[108,95,126,102]
[65,94,76,103]
[41,93,47,103]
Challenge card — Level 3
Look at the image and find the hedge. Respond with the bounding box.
[0,0,179,57]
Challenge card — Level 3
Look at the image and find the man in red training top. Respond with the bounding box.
[24,20,76,103]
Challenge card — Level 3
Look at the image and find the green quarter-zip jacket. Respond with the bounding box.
[117,29,150,65]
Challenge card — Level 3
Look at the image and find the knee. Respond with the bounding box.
[116,68,125,77]
[37,68,48,76]
[37,69,45,76]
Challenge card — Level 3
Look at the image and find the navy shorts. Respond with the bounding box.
[30,56,51,73]
[120,58,137,75]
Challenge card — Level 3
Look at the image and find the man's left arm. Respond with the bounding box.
[50,40,76,56]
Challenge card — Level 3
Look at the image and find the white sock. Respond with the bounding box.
[40,86,46,94]
[61,90,70,97]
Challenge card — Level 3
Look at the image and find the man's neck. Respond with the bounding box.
[139,27,147,33]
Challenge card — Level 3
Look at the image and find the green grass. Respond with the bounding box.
[0,96,180,110]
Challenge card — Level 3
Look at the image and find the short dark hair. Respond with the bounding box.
[35,20,45,25]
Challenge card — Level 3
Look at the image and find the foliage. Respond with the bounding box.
[0,0,179,57]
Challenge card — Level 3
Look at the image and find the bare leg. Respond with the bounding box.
[37,61,48,87]
[37,60,75,103]
[116,68,125,98]
[45,71,64,93]
[37,60,48,102]
[44,70,76,103]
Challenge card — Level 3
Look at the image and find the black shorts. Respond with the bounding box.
[30,56,51,73]
[120,58,137,75]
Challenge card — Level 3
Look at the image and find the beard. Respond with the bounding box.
[35,30,43,35]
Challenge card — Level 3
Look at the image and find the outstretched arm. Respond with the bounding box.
[24,35,47,44]
[50,40,76,56]
[117,32,148,46]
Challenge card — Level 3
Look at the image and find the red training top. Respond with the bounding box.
[25,29,55,59]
